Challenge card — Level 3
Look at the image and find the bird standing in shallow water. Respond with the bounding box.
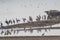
[5,19,9,25]
[42,33,45,36]
[13,19,15,24]
[16,18,20,23]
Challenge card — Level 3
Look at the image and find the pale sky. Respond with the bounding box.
[0,0,60,25]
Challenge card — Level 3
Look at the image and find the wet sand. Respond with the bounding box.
[0,36,60,40]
